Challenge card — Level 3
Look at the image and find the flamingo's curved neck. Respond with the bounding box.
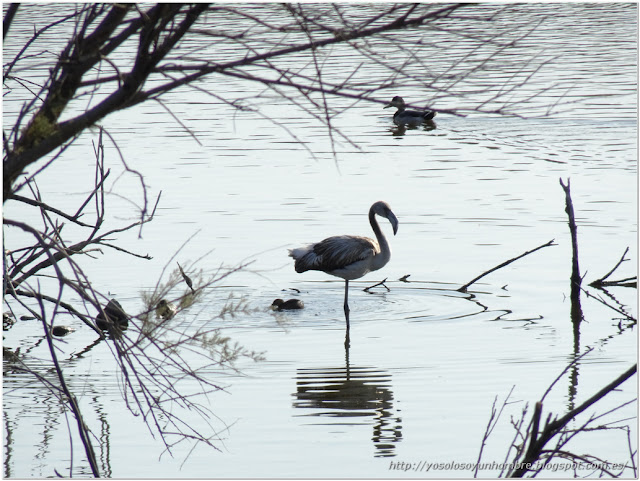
[369,208,391,269]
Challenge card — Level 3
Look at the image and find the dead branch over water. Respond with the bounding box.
[3,130,262,470]
[558,178,636,325]
[473,179,637,478]
[4,3,563,201]
[590,247,637,289]
[559,178,582,303]
[476,351,637,478]
[508,363,637,478]
[4,3,634,475]
[458,239,556,292]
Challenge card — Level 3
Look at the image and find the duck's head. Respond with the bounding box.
[384,96,406,109]
[271,299,285,310]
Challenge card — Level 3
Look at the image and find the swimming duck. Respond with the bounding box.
[384,96,435,125]
[271,298,305,311]
[96,299,129,331]
[52,325,75,337]
[156,299,178,320]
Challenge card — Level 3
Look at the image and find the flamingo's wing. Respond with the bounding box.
[290,235,378,273]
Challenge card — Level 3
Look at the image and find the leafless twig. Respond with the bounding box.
[590,247,637,289]
[364,278,389,292]
[458,239,556,292]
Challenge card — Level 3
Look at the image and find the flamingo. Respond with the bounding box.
[288,201,398,343]
[384,96,435,125]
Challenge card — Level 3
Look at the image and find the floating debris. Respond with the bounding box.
[364,278,389,292]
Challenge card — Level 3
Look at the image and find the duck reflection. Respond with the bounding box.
[293,364,402,457]
[389,120,436,137]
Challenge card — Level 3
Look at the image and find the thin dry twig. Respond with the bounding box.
[589,247,637,288]
[458,239,556,292]
[508,363,637,477]
[475,385,516,477]
[364,278,389,292]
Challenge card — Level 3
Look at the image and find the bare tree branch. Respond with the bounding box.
[458,239,556,292]
[590,247,637,288]
[7,2,560,201]
[508,364,637,477]
[4,4,592,470]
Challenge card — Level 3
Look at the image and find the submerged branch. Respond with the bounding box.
[364,278,389,292]
[559,178,582,302]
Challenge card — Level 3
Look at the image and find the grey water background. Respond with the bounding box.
[2,4,637,478]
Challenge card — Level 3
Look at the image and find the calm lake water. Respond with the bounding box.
[3,3,637,478]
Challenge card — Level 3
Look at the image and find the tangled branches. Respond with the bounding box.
[3,130,262,474]
[477,352,637,478]
[4,3,561,200]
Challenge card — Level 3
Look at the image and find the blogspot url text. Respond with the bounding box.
[388,460,627,473]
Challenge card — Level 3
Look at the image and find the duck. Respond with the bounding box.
[156,299,178,320]
[384,96,435,125]
[52,325,75,337]
[95,299,129,331]
[271,298,305,311]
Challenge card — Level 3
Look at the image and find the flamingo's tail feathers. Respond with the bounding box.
[289,246,316,273]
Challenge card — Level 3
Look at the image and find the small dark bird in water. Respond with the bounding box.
[52,325,75,337]
[96,299,129,331]
[384,96,435,125]
[3,346,20,362]
[3,312,16,331]
[271,298,305,310]
[156,299,178,320]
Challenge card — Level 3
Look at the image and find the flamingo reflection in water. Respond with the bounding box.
[289,201,399,347]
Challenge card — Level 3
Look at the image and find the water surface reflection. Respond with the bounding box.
[293,364,402,457]
[2,2,636,477]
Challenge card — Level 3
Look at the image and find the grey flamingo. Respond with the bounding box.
[288,201,398,345]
